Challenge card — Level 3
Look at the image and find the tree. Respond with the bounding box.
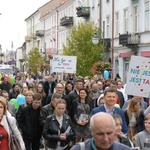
[26,48,45,75]
[63,22,103,77]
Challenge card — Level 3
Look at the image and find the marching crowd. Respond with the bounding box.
[0,72,150,150]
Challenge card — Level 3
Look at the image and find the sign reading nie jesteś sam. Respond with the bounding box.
[125,55,150,98]
[52,55,77,73]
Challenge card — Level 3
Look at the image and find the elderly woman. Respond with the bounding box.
[0,99,25,150]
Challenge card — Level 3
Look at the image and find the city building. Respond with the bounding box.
[14,0,150,82]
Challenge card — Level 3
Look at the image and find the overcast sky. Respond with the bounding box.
[0,0,50,52]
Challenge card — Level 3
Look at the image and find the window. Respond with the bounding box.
[106,16,110,38]
[133,5,138,32]
[115,12,119,36]
[124,9,128,33]
[145,1,149,30]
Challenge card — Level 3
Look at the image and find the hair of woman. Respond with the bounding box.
[145,113,150,121]
[55,98,66,106]
[127,97,141,120]
[78,88,89,104]
[0,99,7,115]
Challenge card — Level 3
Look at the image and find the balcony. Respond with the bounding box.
[25,36,31,42]
[119,32,140,51]
[36,30,44,37]
[76,6,90,17]
[60,16,73,26]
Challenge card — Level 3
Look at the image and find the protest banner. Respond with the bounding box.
[125,55,150,98]
[52,55,77,73]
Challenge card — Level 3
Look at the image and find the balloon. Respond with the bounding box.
[103,70,109,78]
[17,95,26,105]
[9,99,20,110]
[7,76,11,83]
[10,77,15,84]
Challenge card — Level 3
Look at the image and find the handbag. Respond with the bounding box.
[6,117,21,150]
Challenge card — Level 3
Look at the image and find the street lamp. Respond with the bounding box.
[92,32,99,45]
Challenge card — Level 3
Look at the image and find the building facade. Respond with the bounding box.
[20,0,150,82]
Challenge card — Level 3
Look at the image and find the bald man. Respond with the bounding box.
[71,112,131,150]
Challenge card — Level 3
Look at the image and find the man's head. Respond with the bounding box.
[55,83,64,94]
[90,112,115,150]
[4,76,8,82]
[97,81,103,90]
[65,82,73,92]
[32,93,42,109]
[51,93,62,108]
[109,80,118,91]
[104,88,117,107]
[1,90,9,101]
[47,75,52,82]
[91,83,98,93]
[75,79,84,91]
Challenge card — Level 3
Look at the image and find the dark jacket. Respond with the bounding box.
[0,82,12,94]
[17,104,42,140]
[39,103,54,127]
[91,105,127,134]
[120,136,132,147]
[9,89,20,100]
[43,114,75,149]
[67,89,79,107]
[16,104,26,122]
[68,98,94,124]
[124,109,145,132]
[116,90,125,108]
[44,81,56,97]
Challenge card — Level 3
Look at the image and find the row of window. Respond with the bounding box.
[106,1,149,38]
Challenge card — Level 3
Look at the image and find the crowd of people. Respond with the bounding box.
[0,72,150,150]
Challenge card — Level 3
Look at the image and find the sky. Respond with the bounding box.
[0,0,50,52]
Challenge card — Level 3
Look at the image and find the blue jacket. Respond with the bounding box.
[91,105,127,134]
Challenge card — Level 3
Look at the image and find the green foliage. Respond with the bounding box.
[63,22,103,77]
[26,47,45,75]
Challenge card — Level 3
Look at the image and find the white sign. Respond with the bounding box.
[52,55,77,73]
[125,55,150,98]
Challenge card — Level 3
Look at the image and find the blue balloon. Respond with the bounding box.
[103,70,109,78]
[17,95,26,105]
